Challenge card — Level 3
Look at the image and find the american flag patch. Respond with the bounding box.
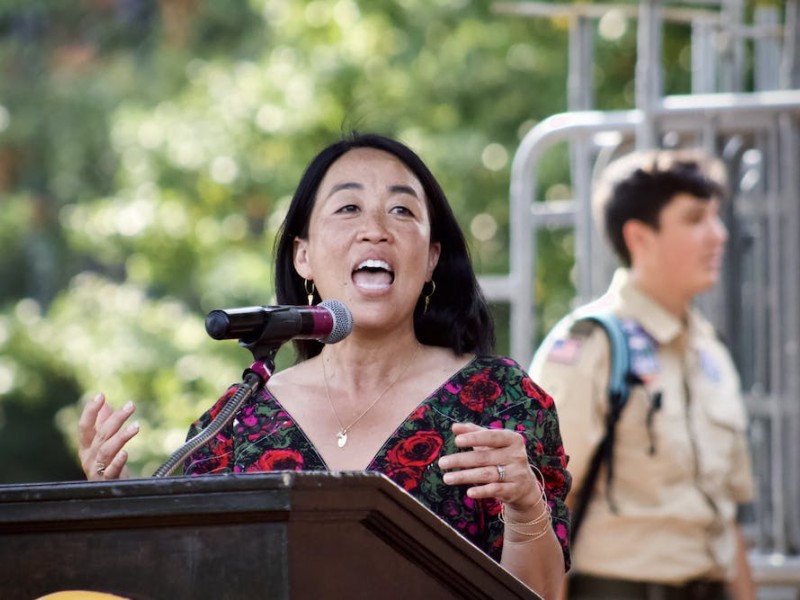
[547,338,584,365]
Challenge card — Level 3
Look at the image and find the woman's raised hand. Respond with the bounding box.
[78,393,139,481]
[438,422,542,513]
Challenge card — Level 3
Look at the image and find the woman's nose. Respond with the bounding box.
[359,209,391,242]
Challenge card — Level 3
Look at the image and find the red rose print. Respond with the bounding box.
[187,441,232,475]
[253,449,304,472]
[408,404,429,422]
[522,377,553,408]
[459,371,502,411]
[385,465,422,492]
[541,464,566,489]
[209,387,237,420]
[387,431,444,467]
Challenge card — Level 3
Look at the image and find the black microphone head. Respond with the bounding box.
[205,309,233,340]
[318,299,353,344]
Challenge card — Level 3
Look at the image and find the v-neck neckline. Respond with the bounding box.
[262,356,479,471]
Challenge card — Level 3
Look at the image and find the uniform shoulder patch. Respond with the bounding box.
[620,319,660,382]
[546,337,585,365]
[698,349,722,382]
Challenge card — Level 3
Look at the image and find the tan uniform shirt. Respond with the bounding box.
[530,269,754,584]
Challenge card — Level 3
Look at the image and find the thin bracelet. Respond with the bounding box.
[499,461,553,545]
[502,527,551,545]
[499,502,551,527]
[502,517,552,543]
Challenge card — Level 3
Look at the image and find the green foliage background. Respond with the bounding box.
[0,0,692,482]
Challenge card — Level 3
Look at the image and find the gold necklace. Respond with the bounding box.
[321,344,421,448]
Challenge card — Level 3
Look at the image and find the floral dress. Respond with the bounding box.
[184,355,571,570]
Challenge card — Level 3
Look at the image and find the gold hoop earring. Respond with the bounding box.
[423,279,436,314]
[304,279,315,305]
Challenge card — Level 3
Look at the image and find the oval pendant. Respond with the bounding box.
[337,431,348,448]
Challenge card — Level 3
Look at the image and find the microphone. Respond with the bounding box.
[205,299,353,345]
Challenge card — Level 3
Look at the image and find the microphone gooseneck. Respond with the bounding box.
[153,300,353,478]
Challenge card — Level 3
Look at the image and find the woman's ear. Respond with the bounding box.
[426,242,441,280]
[293,237,313,280]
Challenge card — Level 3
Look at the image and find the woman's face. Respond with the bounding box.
[293,147,441,333]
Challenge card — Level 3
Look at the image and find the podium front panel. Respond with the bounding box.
[0,472,542,600]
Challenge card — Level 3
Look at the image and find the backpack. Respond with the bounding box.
[568,310,637,544]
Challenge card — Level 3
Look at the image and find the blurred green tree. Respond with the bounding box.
[0,0,693,482]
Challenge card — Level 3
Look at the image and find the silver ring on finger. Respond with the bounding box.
[496,464,506,482]
[96,462,107,476]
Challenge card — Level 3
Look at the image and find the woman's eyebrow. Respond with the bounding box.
[326,181,362,198]
[388,184,419,197]
[327,182,420,198]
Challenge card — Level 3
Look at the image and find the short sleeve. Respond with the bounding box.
[182,385,239,475]
[529,321,611,488]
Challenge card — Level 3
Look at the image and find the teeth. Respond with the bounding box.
[357,259,392,271]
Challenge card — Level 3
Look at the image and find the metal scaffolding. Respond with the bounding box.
[486,0,800,594]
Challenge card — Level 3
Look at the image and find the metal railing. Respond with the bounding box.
[487,0,800,592]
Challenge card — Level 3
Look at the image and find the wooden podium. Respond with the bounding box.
[0,472,543,600]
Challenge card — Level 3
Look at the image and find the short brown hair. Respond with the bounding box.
[593,149,728,266]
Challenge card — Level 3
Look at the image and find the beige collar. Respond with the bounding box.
[606,268,707,345]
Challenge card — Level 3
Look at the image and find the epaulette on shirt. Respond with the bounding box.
[569,317,601,338]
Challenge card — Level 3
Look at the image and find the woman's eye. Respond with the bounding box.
[335,204,359,214]
[390,205,414,216]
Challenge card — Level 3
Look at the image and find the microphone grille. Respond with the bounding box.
[319,299,353,344]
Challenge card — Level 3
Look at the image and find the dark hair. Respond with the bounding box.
[274,132,495,360]
[593,149,728,266]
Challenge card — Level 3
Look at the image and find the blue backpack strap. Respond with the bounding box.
[568,309,634,543]
[578,311,631,412]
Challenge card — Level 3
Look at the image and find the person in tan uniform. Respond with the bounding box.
[530,149,756,600]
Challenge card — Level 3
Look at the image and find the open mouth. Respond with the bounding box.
[352,259,395,290]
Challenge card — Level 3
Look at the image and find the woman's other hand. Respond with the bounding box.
[78,393,139,481]
[437,422,541,513]
[439,422,564,598]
